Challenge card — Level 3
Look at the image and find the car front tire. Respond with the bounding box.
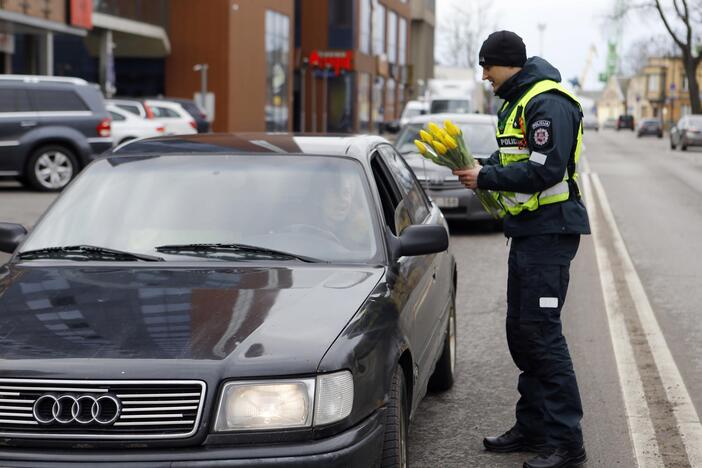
[26,145,78,192]
[381,367,409,468]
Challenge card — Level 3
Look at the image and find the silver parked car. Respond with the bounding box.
[670,115,702,150]
[395,113,499,223]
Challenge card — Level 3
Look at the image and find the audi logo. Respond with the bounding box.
[32,394,121,425]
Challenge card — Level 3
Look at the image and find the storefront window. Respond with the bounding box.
[398,18,407,66]
[265,10,290,132]
[386,79,396,120]
[372,1,385,56]
[359,0,371,54]
[387,11,397,63]
[358,73,371,131]
[373,76,384,131]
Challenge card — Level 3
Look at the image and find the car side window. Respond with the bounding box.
[109,110,126,121]
[152,106,180,118]
[116,104,141,116]
[371,152,412,236]
[377,144,431,224]
[30,89,88,112]
[0,88,32,112]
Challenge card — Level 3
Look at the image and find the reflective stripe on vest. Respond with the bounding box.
[494,79,583,216]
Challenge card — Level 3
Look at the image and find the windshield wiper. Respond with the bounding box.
[18,245,164,262]
[154,243,323,263]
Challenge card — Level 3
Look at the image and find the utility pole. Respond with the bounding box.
[193,64,209,114]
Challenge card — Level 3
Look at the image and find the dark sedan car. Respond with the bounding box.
[636,118,663,138]
[0,134,456,467]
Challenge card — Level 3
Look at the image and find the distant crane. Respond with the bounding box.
[599,0,625,83]
[570,44,597,91]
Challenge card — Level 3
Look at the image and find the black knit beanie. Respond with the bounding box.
[478,30,527,67]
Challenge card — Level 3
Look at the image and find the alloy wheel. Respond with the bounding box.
[34,151,74,189]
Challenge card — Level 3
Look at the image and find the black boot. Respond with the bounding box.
[523,446,587,468]
[483,427,546,453]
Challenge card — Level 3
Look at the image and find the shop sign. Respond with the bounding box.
[70,0,93,29]
[308,50,353,76]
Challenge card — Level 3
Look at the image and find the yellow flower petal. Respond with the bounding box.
[419,129,433,143]
[433,141,447,154]
[414,140,427,154]
[427,122,443,138]
[444,120,461,137]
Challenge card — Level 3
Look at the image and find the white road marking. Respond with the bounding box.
[582,173,664,468]
[590,173,702,467]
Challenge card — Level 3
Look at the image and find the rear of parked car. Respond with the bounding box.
[0,75,112,191]
[616,114,635,130]
[637,119,663,138]
[670,115,702,150]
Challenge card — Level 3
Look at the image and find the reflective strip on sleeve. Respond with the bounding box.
[540,180,569,198]
[515,192,533,203]
[529,151,547,165]
[539,297,559,308]
[501,147,530,155]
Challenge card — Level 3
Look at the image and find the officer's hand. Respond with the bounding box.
[452,164,482,190]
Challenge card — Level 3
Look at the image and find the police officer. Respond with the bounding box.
[453,31,590,468]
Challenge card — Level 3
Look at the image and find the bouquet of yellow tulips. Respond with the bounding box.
[413,120,502,219]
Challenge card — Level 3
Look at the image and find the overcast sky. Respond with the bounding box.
[435,0,671,91]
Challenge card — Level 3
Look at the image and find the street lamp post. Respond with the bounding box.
[193,64,209,117]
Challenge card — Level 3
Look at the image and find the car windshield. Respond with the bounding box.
[20,155,381,263]
[430,99,470,114]
[395,122,498,156]
[687,116,702,126]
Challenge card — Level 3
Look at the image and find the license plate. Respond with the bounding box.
[434,197,459,208]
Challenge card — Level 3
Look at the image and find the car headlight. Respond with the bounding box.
[214,371,353,431]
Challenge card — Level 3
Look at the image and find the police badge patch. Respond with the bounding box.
[530,119,553,150]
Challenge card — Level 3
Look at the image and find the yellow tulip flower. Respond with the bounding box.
[433,141,447,154]
[419,129,433,143]
[444,134,458,150]
[444,120,461,137]
[414,140,428,154]
[427,122,443,138]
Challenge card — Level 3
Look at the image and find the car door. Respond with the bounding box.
[0,86,34,173]
[376,144,451,395]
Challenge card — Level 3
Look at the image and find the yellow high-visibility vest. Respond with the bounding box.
[493,80,583,216]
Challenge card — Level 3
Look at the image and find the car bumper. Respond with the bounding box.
[426,187,495,221]
[0,411,384,468]
[683,134,702,145]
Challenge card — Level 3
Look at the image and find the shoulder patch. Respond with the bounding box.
[529,118,553,150]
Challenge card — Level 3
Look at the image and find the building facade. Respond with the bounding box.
[295,0,413,133]
[408,0,434,101]
[166,0,295,133]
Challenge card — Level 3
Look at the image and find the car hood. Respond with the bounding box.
[0,263,383,379]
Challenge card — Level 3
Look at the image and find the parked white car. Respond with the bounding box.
[144,99,197,135]
[107,104,166,146]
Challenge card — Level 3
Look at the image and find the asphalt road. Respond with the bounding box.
[1,130,700,467]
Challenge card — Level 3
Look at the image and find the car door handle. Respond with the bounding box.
[20,121,37,127]
[432,266,437,280]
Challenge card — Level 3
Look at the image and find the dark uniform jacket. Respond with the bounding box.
[477,57,591,238]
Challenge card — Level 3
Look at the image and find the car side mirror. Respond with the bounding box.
[0,223,28,254]
[419,109,427,115]
[387,224,449,260]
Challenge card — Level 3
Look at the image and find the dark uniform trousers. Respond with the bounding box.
[506,233,583,449]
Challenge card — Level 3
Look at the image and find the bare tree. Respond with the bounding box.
[626,0,702,112]
[621,34,677,75]
[438,0,495,69]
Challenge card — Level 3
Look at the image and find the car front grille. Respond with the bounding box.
[0,379,206,439]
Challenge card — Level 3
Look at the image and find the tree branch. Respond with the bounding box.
[655,0,687,49]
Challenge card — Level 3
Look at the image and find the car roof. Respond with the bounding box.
[406,112,496,125]
[111,133,390,162]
